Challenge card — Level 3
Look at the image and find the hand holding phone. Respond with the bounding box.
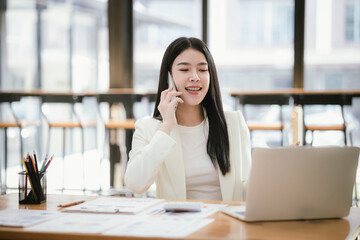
[168,72,178,110]
[158,73,183,135]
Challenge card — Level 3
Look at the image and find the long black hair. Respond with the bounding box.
[153,37,230,175]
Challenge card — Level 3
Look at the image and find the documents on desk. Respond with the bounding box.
[0,209,60,228]
[102,216,214,239]
[26,213,132,234]
[141,202,227,219]
[0,197,226,238]
[62,197,165,214]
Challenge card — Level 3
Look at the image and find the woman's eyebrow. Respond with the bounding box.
[177,62,208,66]
[177,62,190,66]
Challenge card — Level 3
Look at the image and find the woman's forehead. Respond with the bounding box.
[173,48,207,65]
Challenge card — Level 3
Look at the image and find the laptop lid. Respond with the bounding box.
[243,146,359,222]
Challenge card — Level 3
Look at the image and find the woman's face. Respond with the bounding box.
[171,48,210,108]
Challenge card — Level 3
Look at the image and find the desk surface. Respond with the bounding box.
[0,194,359,240]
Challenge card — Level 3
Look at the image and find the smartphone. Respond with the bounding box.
[168,72,178,110]
[168,72,176,91]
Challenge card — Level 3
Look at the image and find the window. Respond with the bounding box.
[133,0,202,90]
[3,0,108,91]
[5,0,37,90]
[209,0,294,91]
[346,0,360,43]
[304,0,360,90]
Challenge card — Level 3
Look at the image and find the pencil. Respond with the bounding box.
[33,151,39,173]
[57,200,86,208]
[30,154,37,173]
[22,157,28,199]
[44,154,55,172]
[40,155,48,173]
[26,154,42,201]
[22,157,38,201]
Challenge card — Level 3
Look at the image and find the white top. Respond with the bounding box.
[178,121,222,201]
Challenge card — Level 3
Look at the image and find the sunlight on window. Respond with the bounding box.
[209,0,294,90]
[133,0,202,90]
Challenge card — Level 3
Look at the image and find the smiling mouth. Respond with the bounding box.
[185,87,202,91]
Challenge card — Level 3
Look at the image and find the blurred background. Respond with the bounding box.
[0,0,359,196]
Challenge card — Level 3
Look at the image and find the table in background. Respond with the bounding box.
[230,89,360,145]
[0,90,157,189]
[0,193,359,240]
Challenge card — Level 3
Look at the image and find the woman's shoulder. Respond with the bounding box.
[224,110,247,127]
[134,116,162,135]
[135,116,161,127]
[224,110,245,120]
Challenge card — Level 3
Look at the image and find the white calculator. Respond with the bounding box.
[163,201,203,212]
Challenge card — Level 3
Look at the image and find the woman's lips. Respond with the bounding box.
[185,87,202,95]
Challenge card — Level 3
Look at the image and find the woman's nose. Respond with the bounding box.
[190,71,200,82]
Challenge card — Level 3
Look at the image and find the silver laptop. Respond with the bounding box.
[221,146,360,222]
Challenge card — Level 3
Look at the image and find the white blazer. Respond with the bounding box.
[124,110,251,201]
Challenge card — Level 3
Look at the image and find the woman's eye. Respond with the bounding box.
[199,69,208,72]
[179,69,188,72]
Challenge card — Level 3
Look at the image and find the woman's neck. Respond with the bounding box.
[176,104,204,127]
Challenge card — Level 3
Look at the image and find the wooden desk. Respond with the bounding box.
[0,194,359,240]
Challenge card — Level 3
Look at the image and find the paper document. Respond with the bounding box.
[141,202,227,219]
[103,216,214,238]
[26,213,133,233]
[62,197,164,214]
[0,209,60,227]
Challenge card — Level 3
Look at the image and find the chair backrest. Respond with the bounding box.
[238,94,291,122]
[40,94,84,123]
[97,93,145,120]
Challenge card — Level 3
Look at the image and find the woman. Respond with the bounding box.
[124,37,251,201]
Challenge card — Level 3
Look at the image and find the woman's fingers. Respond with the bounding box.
[160,86,180,102]
[174,96,184,104]
[160,87,172,101]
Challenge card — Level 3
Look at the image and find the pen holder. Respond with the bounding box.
[18,171,47,204]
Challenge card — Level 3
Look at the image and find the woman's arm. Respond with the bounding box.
[124,118,176,194]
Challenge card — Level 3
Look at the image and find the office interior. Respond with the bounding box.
[0,0,359,202]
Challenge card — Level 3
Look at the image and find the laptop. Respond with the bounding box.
[221,146,360,222]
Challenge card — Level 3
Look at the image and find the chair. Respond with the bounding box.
[41,94,97,192]
[293,94,352,146]
[236,94,291,146]
[97,92,143,188]
[0,93,22,193]
[294,93,357,205]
